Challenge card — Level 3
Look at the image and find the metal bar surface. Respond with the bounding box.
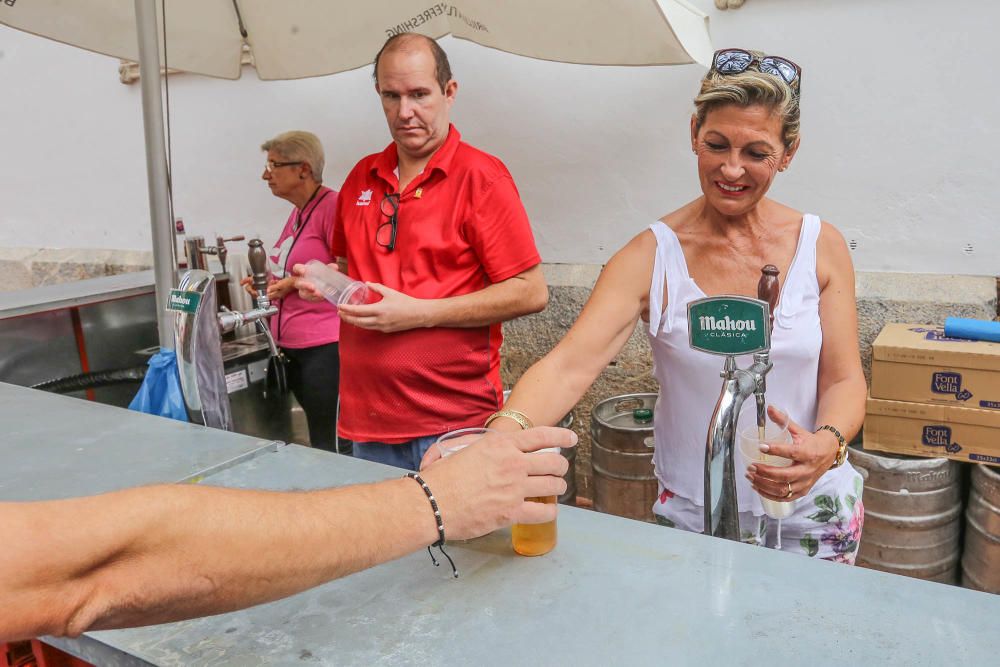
[0,382,277,501]
[72,444,1000,666]
[0,271,156,320]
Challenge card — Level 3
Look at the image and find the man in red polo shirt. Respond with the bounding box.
[297,33,547,470]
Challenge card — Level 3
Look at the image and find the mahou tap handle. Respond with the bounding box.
[758,265,780,334]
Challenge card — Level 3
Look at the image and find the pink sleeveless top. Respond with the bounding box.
[645,215,855,512]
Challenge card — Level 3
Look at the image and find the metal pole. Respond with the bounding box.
[134,0,175,350]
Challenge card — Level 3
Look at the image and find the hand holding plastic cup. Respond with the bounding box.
[301,259,374,307]
[433,428,560,556]
[738,407,795,519]
[433,428,497,545]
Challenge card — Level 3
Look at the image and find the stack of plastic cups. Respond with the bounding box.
[302,259,373,306]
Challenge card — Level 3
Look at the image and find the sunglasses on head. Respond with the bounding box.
[711,48,801,93]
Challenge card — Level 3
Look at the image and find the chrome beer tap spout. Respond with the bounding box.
[700,265,780,541]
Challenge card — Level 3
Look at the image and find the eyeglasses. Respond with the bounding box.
[264,160,303,174]
[377,193,399,251]
[710,48,801,93]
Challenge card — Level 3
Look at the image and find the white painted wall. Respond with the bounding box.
[1,0,997,274]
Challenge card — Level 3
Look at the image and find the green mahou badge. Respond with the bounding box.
[687,296,770,356]
[166,288,202,315]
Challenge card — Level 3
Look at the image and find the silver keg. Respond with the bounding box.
[962,463,1000,593]
[591,393,658,523]
[850,445,963,583]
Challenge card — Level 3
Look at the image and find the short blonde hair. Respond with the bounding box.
[261,131,325,183]
[693,57,800,150]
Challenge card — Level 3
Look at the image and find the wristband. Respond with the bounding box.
[484,409,533,430]
[816,424,848,468]
[405,472,458,578]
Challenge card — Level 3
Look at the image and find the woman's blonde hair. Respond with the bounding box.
[261,131,325,183]
[693,57,800,150]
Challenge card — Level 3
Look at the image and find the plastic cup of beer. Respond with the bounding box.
[738,409,795,520]
[511,446,560,557]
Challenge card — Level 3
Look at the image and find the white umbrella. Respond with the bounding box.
[2,1,712,79]
[1,0,712,345]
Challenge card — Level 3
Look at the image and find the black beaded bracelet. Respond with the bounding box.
[405,472,458,578]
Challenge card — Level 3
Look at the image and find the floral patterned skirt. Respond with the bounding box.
[653,467,865,563]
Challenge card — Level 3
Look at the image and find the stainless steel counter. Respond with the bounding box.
[4,382,999,665]
[0,382,277,501]
[47,445,1000,666]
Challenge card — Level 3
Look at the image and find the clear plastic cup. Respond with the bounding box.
[302,259,372,306]
[435,427,495,459]
[738,409,795,520]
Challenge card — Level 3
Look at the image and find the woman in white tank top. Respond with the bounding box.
[493,50,867,563]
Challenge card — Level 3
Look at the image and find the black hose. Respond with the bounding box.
[31,366,148,394]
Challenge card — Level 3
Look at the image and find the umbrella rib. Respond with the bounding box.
[231,0,249,38]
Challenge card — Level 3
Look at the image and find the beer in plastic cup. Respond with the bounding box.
[512,446,560,556]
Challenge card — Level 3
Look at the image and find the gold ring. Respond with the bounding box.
[784,482,794,499]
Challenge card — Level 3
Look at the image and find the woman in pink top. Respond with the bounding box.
[242,131,343,452]
[485,50,867,562]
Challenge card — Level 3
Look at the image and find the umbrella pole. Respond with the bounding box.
[134,0,176,350]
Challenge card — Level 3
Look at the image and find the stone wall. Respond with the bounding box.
[0,247,153,292]
[502,265,999,502]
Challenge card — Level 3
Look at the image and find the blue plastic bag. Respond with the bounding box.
[128,348,188,422]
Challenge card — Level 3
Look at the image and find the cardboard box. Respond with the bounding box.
[865,396,1000,465]
[870,323,1000,409]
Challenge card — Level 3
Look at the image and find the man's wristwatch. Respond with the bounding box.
[816,424,848,468]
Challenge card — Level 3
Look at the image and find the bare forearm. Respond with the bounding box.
[0,480,436,640]
[500,355,594,430]
[425,266,547,328]
[500,241,651,429]
[814,376,867,441]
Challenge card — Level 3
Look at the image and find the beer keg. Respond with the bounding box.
[556,410,576,505]
[502,390,576,505]
[962,463,1000,593]
[850,445,963,583]
[591,393,658,522]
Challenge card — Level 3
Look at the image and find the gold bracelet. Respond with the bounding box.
[484,409,533,430]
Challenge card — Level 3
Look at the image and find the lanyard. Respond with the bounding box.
[276,186,330,342]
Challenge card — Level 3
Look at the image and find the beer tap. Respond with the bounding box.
[216,239,279,360]
[170,239,288,427]
[205,234,246,275]
[186,235,246,274]
[754,266,780,431]
[691,265,780,541]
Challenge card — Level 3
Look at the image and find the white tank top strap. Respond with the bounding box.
[775,214,822,325]
[647,222,688,336]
